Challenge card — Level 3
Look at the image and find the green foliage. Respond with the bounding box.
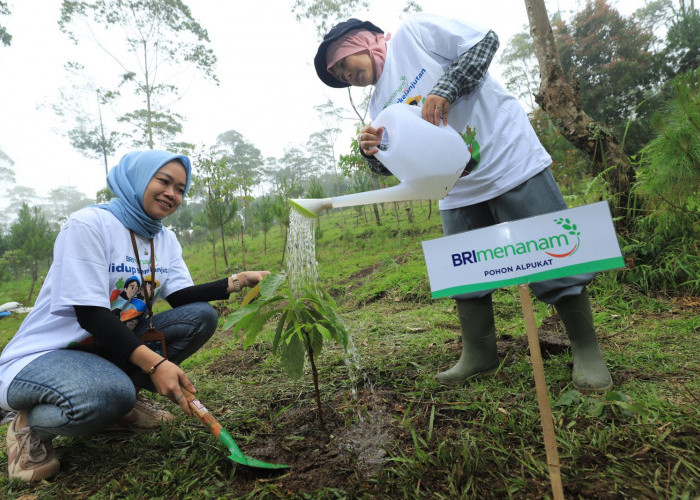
[554,0,661,153]
[222,273,349,380]
[0,1,11,46]
[664,0,700,76]
[58,0,218,150]
[636,69,700,207]
[292,0,370,38]
[623,69,700,294]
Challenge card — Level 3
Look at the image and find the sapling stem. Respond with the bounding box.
[304,328,326,433]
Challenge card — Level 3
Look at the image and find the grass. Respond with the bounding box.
[1,200,699,498]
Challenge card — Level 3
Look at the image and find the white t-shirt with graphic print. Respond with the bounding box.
[0,207,194,410]
[370,13,552,210]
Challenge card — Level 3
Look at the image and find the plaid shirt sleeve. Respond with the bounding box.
[363,30,500,176]
[430,30,500,103]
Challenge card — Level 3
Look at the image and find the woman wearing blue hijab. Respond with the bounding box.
[0,150,269,482]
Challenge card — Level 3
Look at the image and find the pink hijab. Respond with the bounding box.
[326,29,390,84]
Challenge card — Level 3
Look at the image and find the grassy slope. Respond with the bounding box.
[1,200,699,499]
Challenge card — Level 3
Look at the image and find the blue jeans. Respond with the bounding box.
[6,302,218,441]
[440,168,595,304]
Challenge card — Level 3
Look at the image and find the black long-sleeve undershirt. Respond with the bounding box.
[73,278,230,366]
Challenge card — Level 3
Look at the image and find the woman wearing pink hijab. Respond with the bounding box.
[314,15,613,394]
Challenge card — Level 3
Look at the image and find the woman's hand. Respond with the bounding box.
[149,360,196,416]
[358,125,384,156]
[422,94,450,126]
[130,345,195,416]
[228,270,270,293]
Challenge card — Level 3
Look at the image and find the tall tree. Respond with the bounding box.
[0,147,14,186]
[51,72,122,176]
[555,0,659,153]
[44,186,94,225]
[524,0,638,228]
[0,1,11,47]
[664,0,700,77]
[59,0,218,149]
[214,130,263,199]
[499,29,540,110]
[2,186,38,224]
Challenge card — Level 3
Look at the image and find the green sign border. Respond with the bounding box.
[431,257,625,298]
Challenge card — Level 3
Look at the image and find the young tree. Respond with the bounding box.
[10,203,56,302]
[59,0,218,149]
[192,149,239,271]
[250,195,276,253]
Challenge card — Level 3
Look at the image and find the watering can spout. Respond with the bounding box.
[289,103,470,219]
[289,198,333,217]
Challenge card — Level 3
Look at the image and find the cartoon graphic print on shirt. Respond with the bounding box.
[72,257,163,351]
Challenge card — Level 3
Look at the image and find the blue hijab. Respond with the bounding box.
[99,150,192,238]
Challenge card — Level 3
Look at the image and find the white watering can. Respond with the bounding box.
[289,103,470,218]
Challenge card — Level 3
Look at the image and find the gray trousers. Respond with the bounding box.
[440,168,594,304]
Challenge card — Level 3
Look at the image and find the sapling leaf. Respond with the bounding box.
[281,332,304,379]
[315,323,331,339]
[310,328,323,357]
[272,312,287,352]
[231,311,258,335]
[222,302,262,330]
[242,310,278,349]
[260,272,287,298]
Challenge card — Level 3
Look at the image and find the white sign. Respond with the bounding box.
[422,201,625,298]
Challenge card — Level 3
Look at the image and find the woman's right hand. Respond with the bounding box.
[358,125,384,156]
[149,359,195,416]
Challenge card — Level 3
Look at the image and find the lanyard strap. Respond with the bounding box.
[129,230,156,324]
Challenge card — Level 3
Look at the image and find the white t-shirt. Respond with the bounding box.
[0,207,194,410]
[370,13,552,210]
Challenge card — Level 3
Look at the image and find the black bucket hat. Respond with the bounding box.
[314,18,384,88]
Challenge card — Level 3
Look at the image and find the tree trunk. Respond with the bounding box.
[524,0,638,230]
[219,222,229,267]
[240,223,246,268]
[209,212,218,276]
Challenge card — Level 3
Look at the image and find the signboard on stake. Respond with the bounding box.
[421,201,624,500]
[421,201,624,297]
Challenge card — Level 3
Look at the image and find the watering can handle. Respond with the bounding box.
[181,387,223,437]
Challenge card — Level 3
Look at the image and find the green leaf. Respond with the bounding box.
[222,302,262,330]
[260,272,286,298]
[554,389,582,407]
[272,312,287,352]
[315,323,331,339]
[604,391,629,402]
[242,310,277,349]
[309,328,323,357]
[281,332,304,380]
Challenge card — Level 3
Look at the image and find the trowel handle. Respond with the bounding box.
[181,387,223,438]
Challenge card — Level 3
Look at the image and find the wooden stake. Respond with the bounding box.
[518,284,565,500]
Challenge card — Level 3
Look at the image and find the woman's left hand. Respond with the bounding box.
[422,94,450,126]
[228,270,270,293]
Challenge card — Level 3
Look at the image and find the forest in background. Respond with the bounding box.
[1,0,699,302]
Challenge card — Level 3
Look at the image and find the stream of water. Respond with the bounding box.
[286,206,390,471]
